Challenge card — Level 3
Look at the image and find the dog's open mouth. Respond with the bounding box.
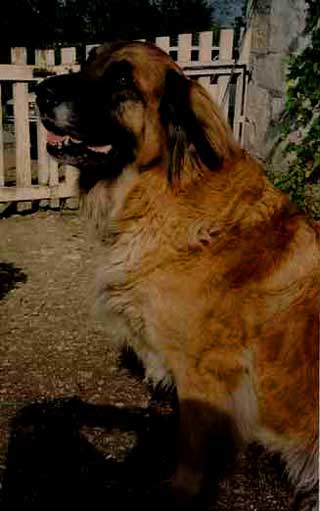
[46,130,113,159]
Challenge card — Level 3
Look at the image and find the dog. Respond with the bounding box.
[36,41,319,509]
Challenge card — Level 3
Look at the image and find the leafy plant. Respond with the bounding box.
[275,1,320,219]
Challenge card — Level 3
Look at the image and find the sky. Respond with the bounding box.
[211,0,245,25]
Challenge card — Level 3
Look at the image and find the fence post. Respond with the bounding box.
[217,29,234,119]
[35,49,55,208]
[235,27,252,145]
[11,47,32,212]
[60,47,79,209]
[238,25,252,65]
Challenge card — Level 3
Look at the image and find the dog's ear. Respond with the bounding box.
[160,70,239,183]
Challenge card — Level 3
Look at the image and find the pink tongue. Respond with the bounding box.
[47,131,67,144]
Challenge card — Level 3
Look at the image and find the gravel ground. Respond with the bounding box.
[0,210,295,509]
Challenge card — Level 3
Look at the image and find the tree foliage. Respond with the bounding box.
[0,0,213,48]
[274,1,320,219]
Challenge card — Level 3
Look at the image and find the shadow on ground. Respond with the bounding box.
[1,345,299,511]
[1,396,179,510]
[0,262,27,301]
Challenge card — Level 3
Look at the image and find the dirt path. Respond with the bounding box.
[0,211,293,509]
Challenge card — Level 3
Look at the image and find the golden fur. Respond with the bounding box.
[40,41,320,508]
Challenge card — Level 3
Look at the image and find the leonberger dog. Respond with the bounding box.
[36,41,319,509]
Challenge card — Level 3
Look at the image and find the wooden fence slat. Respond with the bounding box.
[47,148,59,209]
[60,47,79,209]
[35,48,55,67]
[216,30,235,119]
[35,50,53,187]
[178,33,192,63]
[155,36,170,52]
[36,121,49,184]
[61,47,77,65]
[219,28,234,61]
[63,165,79,209]
[233,72,245,142]
[13,81,32,185]
[217,75,230,119]
[199,31,213,63]
[0,63,80,81]
[239,70,250,145]
[0,64,35,81]
[0,84,5,187]
[181,67,243,76]
[0,182,78,202]
[11,47,32,212]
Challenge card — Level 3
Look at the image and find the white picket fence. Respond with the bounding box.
[0,29,251,210]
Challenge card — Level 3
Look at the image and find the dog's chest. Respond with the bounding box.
[94,216,201,352]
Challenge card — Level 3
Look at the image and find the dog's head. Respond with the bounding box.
[36,41,239,189]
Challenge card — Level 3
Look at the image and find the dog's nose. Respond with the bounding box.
[35,81,61,111]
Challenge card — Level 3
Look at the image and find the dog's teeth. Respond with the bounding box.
[71,138,82,144]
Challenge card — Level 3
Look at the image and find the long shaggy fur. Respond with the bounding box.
[37,41,319,508]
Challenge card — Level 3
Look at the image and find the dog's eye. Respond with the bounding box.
[116,75,129,88]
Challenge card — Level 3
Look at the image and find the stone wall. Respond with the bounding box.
[244,0,308,163]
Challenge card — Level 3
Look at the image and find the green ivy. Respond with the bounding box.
[276,0,320,219]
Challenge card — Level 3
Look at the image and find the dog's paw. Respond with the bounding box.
[170,464,209,510]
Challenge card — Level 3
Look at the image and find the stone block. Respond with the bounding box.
[251,15,270,52]
[244,85,272,160]
[269,7,307,53]
[254,53,286,94]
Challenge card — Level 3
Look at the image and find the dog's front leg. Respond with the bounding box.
[170,370,241,509]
